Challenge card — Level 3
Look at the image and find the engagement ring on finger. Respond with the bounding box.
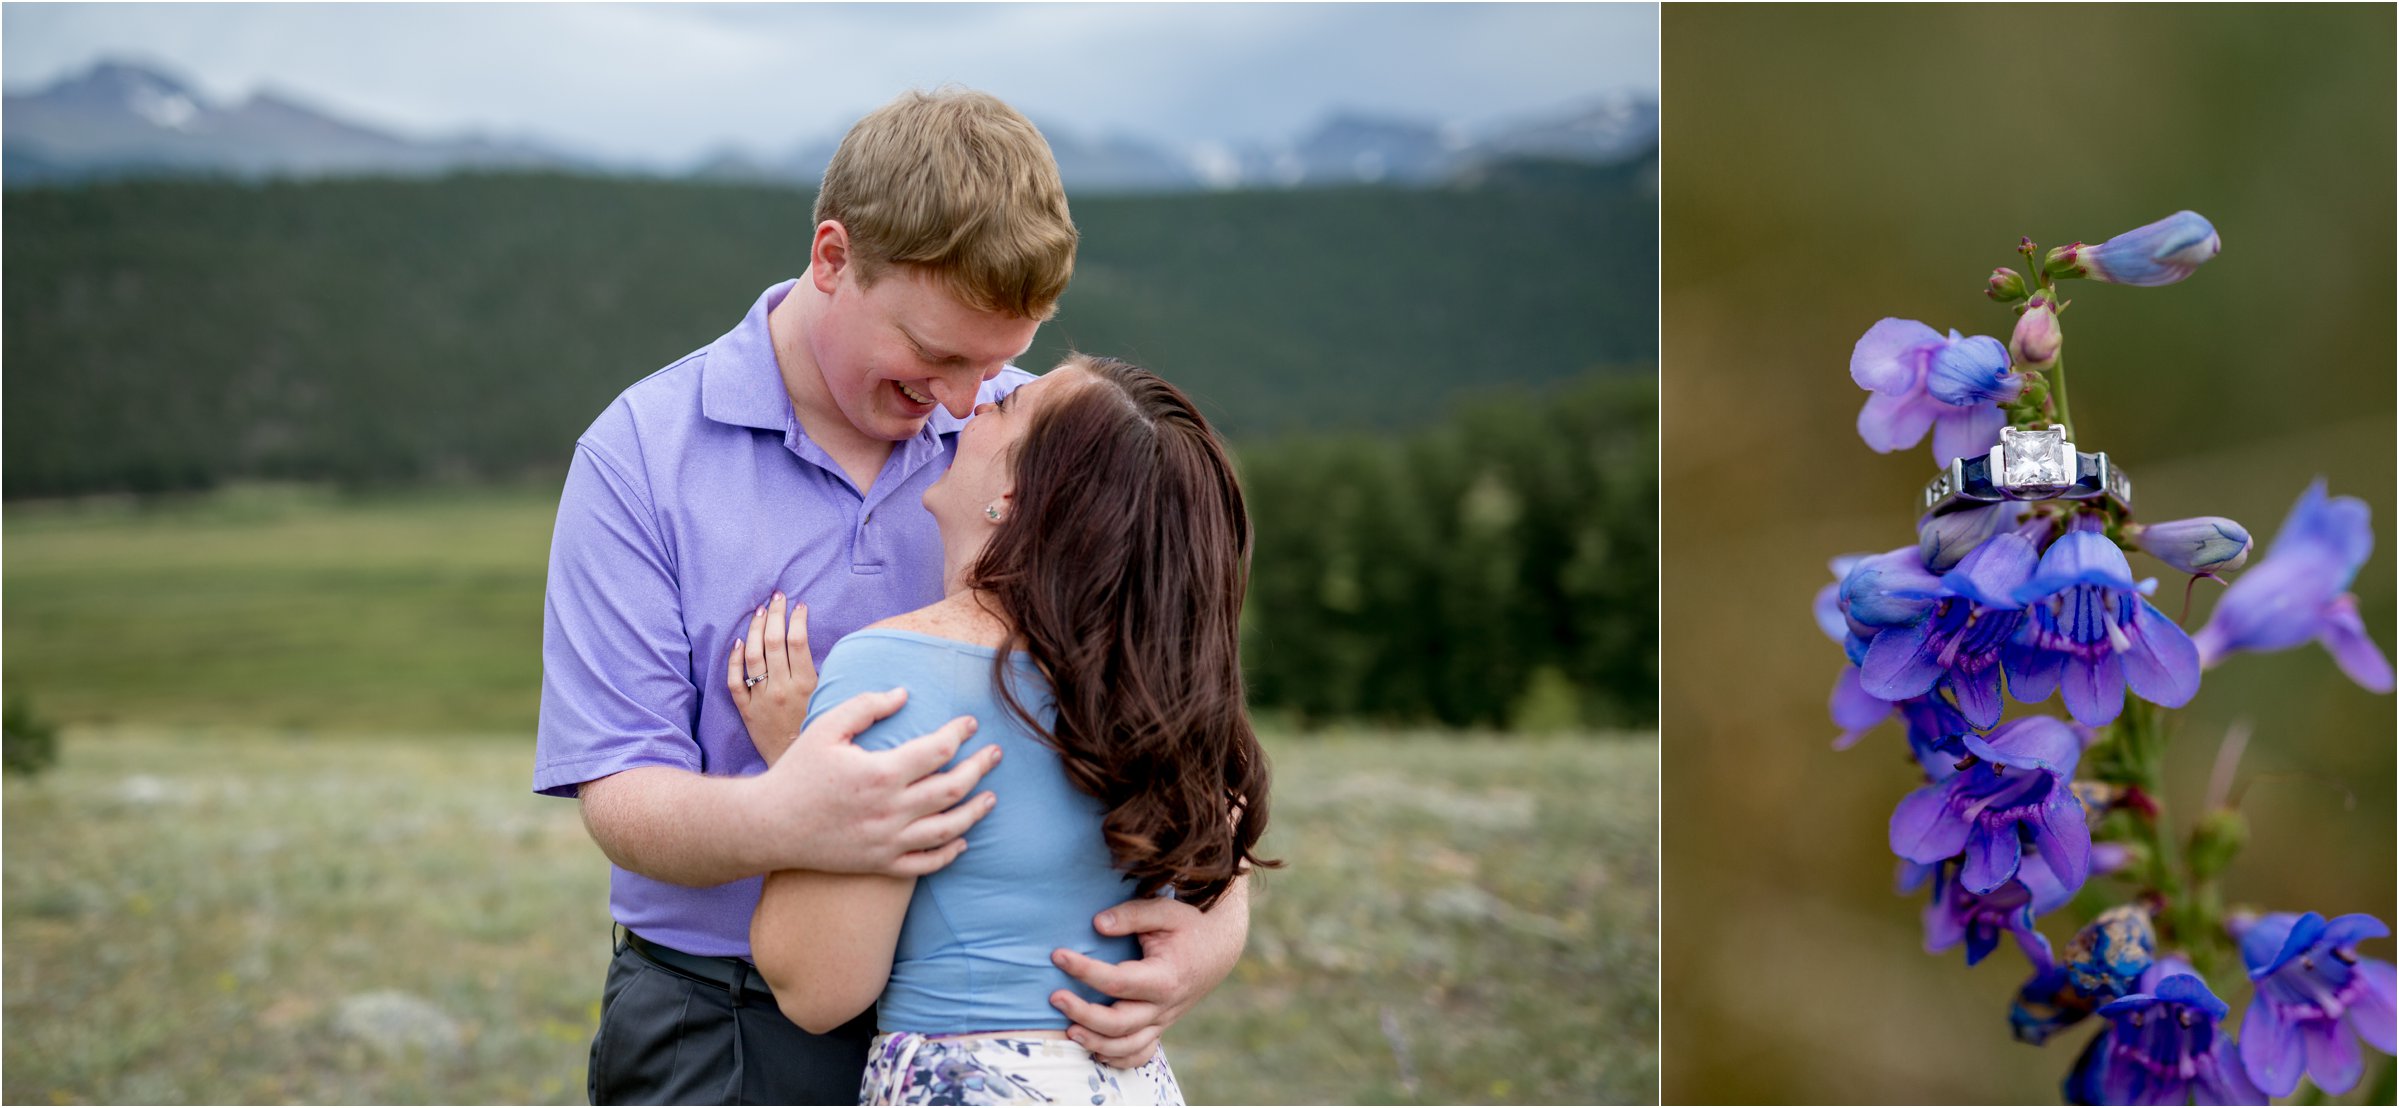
[744,673,770,689]
[1921,424,2131,517]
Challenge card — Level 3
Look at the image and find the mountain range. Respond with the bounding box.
[5,58,1657,193]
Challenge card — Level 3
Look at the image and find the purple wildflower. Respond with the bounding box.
[1852,319,2010,465]
[2193,479,2393,693]
[2006,519,2202,727]
[1856,533,2040,729]
[2066,959,2263,1105]
[2236,911,2398,1097]
[1889,716,2091,896]
[1918,850,2075,970]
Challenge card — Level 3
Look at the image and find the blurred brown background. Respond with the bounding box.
[1662,5,2395,1103]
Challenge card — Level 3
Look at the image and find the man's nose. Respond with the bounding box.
[927,375,979,418]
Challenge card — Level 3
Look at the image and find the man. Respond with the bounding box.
[534,89,1250,1104]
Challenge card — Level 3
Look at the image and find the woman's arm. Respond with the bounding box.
[751,867,918,1034]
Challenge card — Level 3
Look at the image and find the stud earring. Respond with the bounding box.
[985,503,1004,522]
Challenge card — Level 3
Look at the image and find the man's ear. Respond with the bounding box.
[810,222,851,295]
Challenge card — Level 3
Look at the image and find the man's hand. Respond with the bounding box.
[751,687,1002,876]
[726,591,815,766]
[1046,880,1251,1067]
[578,687,1001,886]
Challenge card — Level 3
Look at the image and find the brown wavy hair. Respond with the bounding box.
[966,354,1275,909]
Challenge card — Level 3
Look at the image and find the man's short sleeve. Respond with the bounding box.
[532,440,699,797]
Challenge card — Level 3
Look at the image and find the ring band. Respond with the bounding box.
[744,673,769,689]
[1922,424,2131,517]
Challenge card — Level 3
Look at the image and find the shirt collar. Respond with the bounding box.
[700,280,803,434]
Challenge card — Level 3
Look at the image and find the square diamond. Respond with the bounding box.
[1999,426,2070,490]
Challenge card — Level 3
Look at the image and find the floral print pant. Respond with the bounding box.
[859,1032,1186,1105]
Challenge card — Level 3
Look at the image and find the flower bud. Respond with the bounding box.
[2044,242,2090,281]
[2082,211,2221,287]
[1917,501,2024,574]
[1987,267,2028,303]
[2010,297,2061,373]
[2126,516,2252,576]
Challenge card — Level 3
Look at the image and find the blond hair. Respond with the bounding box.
[815,88,1077,321]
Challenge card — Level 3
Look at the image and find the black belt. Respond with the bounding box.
[619,926,767,1001]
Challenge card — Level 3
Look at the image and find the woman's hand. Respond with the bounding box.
[726,591,817,766]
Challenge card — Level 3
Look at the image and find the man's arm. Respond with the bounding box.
[538,439,997,884]
[1047,876,1253,1067]
[578,690,1000,886]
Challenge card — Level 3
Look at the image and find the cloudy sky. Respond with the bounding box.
[3,3,1658,169]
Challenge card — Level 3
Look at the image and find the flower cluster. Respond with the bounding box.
[1819,213,2395,1103]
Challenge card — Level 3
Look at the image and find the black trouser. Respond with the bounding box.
[588,931,876,1105]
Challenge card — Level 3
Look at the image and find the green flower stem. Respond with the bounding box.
[2098,698,2235,979]
[2045,345,2073,441]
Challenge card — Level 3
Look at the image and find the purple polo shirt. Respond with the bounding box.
[533,280,1034,957]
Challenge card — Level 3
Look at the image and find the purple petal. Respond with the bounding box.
[1841,547,1946,627]
[2318,913,2392,950]
[2120,599,2202,709]
[1965,716,2082,775]
[2026,784,2092,892]
[1812,581,1844,643]
[2014,926,2057,974]
[2241,996,2305,1097]
[2154,973,2232,1021]
[1949,664,2004,729]
[1861,619,1945,701]
[1926,334,2018,407]
[2017,530,2140,603]
[2240,913,2306,977]
[2198,1045,2268,1106]
[2061,654,2127,727]
[2319,594,2396,694]
[2005,640,2064,705]
[1960,822,2023,894]
[1923,893,1966,954]
[2268,477,2372,577]
[1891,781,1973,864]
[2304,1018,2365,1094]
[2018,847,2075,915]
[2200,554,2340,657]
[1828,668,1893,750]
[2351,960,2396,1055]
[1851,317,1943,392]
[1943,532,2040,608]
[1858,388,1939,454]
[1930,402,2005,468]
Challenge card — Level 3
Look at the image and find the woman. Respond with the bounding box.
[730,354,1273,1105]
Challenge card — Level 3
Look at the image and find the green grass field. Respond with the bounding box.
[2,487,1658,1104]
[3,729,1656,1105]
